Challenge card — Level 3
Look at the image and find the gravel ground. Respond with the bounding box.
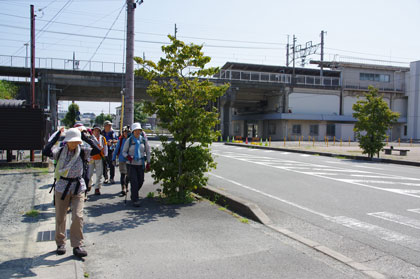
[0,167,54,263]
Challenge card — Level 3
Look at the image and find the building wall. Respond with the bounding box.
[407,61,420,138]
[289,92,340,115]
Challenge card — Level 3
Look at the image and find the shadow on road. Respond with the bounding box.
[0,251,82,278]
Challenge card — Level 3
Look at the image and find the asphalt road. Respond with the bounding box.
[208,143,420,278]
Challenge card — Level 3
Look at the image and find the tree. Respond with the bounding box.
[134,101,148,124]
[62,103,80,128]
[135,35,229,203]
[0,80,18,99]
[94,113,112,126]
[353,86,399,158]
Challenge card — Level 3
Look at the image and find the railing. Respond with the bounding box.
[0,55,128,73]
[1,54,341,87]
[343,81,404,92]
[218,69,340,87]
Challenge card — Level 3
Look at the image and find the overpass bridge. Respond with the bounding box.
[0,55,341,137]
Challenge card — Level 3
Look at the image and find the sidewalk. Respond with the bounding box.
[0,168,371,279]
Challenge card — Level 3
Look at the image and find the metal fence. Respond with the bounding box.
[0,55,127,73]
[217,69,340,87]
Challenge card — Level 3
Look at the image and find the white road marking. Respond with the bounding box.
[215,153,420,200]
[350,174,420,181]
[209,173,420,250]
[264,150,274,153]
[209,173,330,218]
[408,209,420,214]
[327,216,420,251]
[368,212,420,230]
[300,154,311,157]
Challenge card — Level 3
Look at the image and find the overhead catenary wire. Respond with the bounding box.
[82,3,126,70]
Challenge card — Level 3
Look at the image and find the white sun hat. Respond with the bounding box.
[131,122,142,131]
[63,128,82,143]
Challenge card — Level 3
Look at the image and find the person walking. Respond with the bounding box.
[102,120,117,184]
[89,124,107,195]
[42,127,100,257]
[112,126,131,196]
[122,123,151,207]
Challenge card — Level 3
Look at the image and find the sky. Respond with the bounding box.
[1,0,419,114]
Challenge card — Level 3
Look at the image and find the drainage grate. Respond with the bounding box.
[36,230,69,242]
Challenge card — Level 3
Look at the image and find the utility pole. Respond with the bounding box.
[174,23,178,39]
[320,30,325,78]
[30,5,35,162]
[286,35,289,67]
[30,5,35,109]
[123,0,137,127]
[292,35,296,85]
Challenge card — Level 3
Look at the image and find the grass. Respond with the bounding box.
[239,218,249,224]
[84,272,89,278]
[146,192,155,198]
[334,156,347,159]
[25,209,40,218]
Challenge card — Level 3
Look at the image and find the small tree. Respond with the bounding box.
[353,86,399,158]
[0,80,18,99]
[135,35,229,203]
[134,101,148,124]
[95,113,112,126]
[62,103,80,128]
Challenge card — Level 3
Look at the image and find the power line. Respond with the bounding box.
[82,3,126,69]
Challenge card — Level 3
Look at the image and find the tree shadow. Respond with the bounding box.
[84,197,194,235]
[0,251,82,278]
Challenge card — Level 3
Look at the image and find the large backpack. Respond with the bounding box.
[50,147,89,203]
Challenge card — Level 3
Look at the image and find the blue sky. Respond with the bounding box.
[1,0,419,114]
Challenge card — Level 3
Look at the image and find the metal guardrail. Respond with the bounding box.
[343,81,404,92]
[217,69,340,87]
[0,55,127,73]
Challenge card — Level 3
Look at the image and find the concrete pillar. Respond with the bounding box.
[407,61,420,139]
[50,91,58,131]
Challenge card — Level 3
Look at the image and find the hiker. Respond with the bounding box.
[42,127,100,257]
[122,122,151,207]
[112,126,131,196]
[102,120,118,184]
[88,124,107,195]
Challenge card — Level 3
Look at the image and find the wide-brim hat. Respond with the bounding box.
[131,122,142,131]
[104,120,112,126]
[63,128,82,143]
[93,124,102,131]
[122,125,131,132]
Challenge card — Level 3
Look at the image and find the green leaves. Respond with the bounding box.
[0,80,18,100]
[353,86,399,158]
[135,35,228,203]
[62,103,80,128]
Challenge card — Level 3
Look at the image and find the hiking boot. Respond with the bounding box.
[56,245,66,255]
[73,247,87,258]
[95,189,101,195]
[119,190,126,197]
[104,179,109,184]
[110,179,115,184]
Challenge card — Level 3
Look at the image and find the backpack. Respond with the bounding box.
[50,147,89,198]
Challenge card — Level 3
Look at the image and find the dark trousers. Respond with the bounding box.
[129,164,144,202]
[103,150,115,180]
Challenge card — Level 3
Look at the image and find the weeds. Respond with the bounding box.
[25,209,40,218]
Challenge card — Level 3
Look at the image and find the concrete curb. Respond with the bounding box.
[224,142,420,167]
[0,161,50,168]
[194,185,386,279]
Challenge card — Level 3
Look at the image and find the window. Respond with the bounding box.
[327,124,335,137]
[309,125,319,136]
[234,123,240,134]
[360,73,390,83]
[268,121,276,135]
[292,124,301,135]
